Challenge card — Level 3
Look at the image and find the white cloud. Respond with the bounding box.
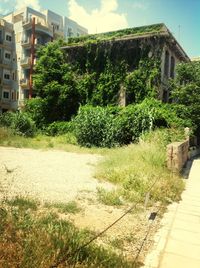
[0,0,41,16]
[15,0,41,11]
[132,1,148,10]
[68,0,128,34]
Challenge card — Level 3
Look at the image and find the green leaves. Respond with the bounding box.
[73,98,186,148]
[125,58,160,104]
[0,112,36,137]
[33,41,81,124]
[171,61,200,134]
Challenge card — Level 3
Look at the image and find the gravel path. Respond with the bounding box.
[0,146,111,202]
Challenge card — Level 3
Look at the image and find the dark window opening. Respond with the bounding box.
[4,73,10,80]
[6,35,12,42]
[164,50,169,77]
[3,91,9,99]
[5,52,11,59]
[170,56,175,78]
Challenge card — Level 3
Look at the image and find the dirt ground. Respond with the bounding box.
[0,146,160,263]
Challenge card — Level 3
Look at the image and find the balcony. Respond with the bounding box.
[20,57,31,68]
[22,18,53,37]
[21,38,31,48]
[54,28,64,38]
[2,79,12,88]
[20,78,30,88]
[0,58,12,68]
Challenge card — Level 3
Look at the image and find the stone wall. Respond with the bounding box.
[167,140,189,172]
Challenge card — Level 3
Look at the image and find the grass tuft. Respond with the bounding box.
[97,187,123,206]
[45,201,82,214]
[5,196,39,210]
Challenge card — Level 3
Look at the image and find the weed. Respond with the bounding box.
[97,187,123,206]
[6,196,39,210]
[96,129,185,205]
[0,200,137,268]
[109,237,124,250]
[46,201,81,214]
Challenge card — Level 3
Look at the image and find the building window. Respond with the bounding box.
[164,50,169,77]
[170,56,175,79]
[6,34,12,42]
[5,52,11,60]
[3,91,9,99]
[68,27,73,37]
[4,73,10,80]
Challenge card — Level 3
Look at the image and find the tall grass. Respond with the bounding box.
[0,127,109,154]
[0,199,138,268]
[95,128,185,204]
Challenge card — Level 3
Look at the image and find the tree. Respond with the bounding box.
[31,40,80,125]
[171,61,200,135]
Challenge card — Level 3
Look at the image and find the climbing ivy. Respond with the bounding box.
[67,23,164,45]
[125,58,161,104]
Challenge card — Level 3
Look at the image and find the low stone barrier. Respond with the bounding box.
[167,139,189,172]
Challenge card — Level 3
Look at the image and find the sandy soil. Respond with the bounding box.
[0,146,114,202]
[0,146,160,263]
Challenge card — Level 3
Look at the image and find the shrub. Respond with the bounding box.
[74,99,189,148]
[0,112,15,127]
[24,98,48,128]
[44,121,74,136]
[74,105,117,148]
[0,112,36,137]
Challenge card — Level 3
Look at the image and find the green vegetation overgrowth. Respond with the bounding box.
[29,40,163,125]
[95,128,185,204]
[171,60,200,136]
[67,23,164,45]
[74,98,190,148]
[0,112,36,137]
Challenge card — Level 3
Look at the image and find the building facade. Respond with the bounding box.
[63,23,190,104]
[0,7,87,113]
[0,19,18,113]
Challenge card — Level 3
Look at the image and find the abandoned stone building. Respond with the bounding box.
[63,23,190,104]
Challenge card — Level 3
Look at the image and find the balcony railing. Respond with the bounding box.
[22,18,53,37]
[20,78,30,88]
[0,58,12,66]
[21,38,31,47]
[20,57,31,68]
[2,79,12,86]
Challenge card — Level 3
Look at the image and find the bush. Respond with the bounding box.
[44,121,74,136]
[74,99,189,148]
[0,112,36,137]
[24,98,48,128]
[0,112,15,127]
[74,105,117,147]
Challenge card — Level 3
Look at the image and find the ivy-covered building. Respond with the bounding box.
[62,23,190,104]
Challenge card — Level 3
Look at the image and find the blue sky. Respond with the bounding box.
[0,0,199,58]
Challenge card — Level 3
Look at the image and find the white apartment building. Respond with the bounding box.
[0,7,87,113]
